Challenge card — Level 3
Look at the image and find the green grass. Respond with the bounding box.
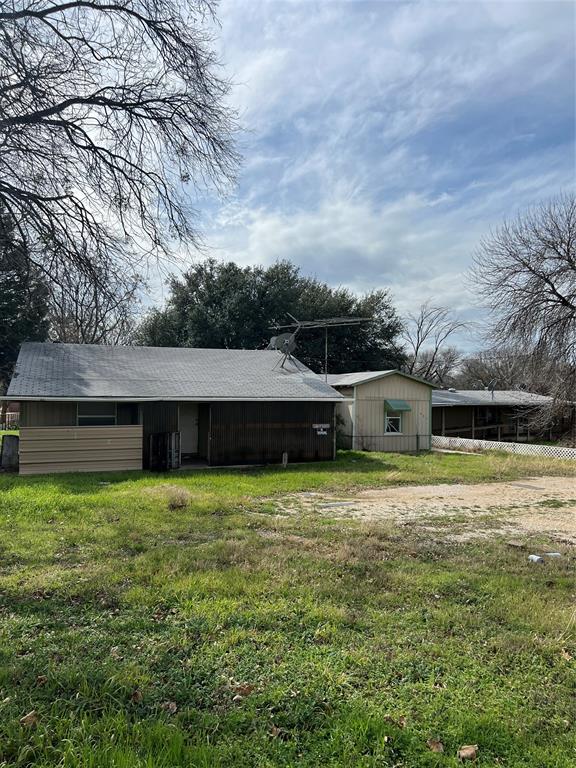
[0,451,575,767]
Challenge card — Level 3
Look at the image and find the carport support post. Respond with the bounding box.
[471,408,475,439]
[441,408,445,436]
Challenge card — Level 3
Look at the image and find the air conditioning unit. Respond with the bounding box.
[149,432,180,471]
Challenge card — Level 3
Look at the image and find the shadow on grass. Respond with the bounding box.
[0,450,406,496]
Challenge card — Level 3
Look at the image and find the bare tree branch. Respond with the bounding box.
[0,0,239,281]
[471,193,576,440]
[401,301,467,383]
[47,258,144,344]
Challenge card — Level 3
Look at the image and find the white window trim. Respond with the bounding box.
[77,402,118,426]
[385,411,403,435]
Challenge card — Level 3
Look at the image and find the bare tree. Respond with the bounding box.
[402,302,467,383]
[472,193,576,435]
[47,261,143,344]
[455,348,528,390]
[0,0,238,284]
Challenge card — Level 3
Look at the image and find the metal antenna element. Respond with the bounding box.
[267,328,301,370]
[270,314,369,381]
[488,379,498,400]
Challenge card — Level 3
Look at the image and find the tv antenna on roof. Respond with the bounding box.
[269,313,368,381]
[267,329,301,370]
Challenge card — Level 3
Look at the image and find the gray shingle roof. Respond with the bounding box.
[432,390,552,407]
[326,370,436,388]
[7,343,343,401]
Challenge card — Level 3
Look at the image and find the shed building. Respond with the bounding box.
[327,370,436,452]
[5,343,342,475]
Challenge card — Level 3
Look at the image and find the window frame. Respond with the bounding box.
[77,402,117,427]
[384,409,403,435]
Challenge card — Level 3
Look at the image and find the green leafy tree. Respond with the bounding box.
[135,259,405,373]
[0,208,49,398]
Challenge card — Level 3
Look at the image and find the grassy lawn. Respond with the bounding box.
[0,451,574,767]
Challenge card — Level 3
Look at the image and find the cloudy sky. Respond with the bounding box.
[182,0,575,345]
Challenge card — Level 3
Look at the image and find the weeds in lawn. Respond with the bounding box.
[166,486,192,510]
[0,451,574,766]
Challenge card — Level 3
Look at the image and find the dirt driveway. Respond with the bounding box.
[277,476,576,544]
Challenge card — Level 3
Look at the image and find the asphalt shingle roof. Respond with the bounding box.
[7,343,343,401]
[326,370,436,388]
[432,390,552,407]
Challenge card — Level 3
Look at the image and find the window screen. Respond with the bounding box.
[77,402,116,426]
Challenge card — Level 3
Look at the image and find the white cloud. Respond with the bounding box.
[149,0,576,353]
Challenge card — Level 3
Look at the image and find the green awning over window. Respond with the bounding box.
[384,399,411,412]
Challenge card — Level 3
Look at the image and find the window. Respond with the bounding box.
[77,402,116,426]
[384,399,410,434]
[385,410,402,434]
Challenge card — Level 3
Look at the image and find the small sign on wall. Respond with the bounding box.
[312,423,331,436]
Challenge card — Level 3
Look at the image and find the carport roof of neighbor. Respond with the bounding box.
[5,342,344,402]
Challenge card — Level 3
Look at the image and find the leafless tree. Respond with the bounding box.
[402,302,468,384]
[472,193,576,437]
[0,0,238,286]
[47,260,144,344]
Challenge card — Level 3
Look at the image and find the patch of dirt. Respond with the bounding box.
[276,476,576,544]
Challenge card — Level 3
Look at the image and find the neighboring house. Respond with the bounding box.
[326,370,436,452]
[432,389,556,441]
[0,401,19,429]
[5,342,343,475]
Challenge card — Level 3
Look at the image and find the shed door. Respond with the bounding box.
[179,403,199,455]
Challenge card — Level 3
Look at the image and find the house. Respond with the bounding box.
[326,370,436,452]
[5,342,343,475]
[431,389,556,441]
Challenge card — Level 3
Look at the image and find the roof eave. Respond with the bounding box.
[1,395,344,403]
[332,370,438,388]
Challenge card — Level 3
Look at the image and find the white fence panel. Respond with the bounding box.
[432,435,576,461]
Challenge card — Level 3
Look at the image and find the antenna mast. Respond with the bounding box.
[271,314,368,381]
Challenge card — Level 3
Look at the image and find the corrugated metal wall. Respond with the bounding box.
[20,401,77,427]
[141,402,179,468]
[19,426,143,475]
[209,402,335,465]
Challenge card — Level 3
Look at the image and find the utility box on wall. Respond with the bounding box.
[1,434,19,472]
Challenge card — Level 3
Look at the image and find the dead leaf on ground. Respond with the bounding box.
[110,646,122,660]
[36,675,48,686]
[427,738,444,753]
[269,724,282,738]
[131,689,143,703]
[232,683,256,699]
[561,648,573,661]
[161,700,178,714]
[457,744,478,761]
[20,710,39,728]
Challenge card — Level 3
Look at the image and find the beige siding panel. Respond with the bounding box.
[357,374,432,400]
[19,426,143,475]
[335,400,354,449]
[20,401,77,427]
[353,373,433,452]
